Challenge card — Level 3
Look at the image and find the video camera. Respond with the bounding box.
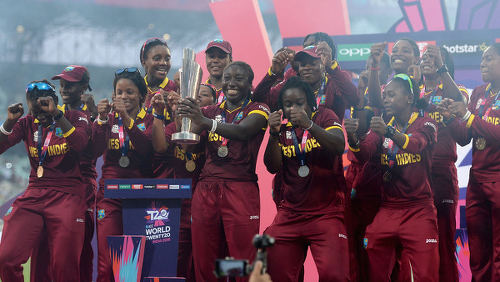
[214,234,275,278]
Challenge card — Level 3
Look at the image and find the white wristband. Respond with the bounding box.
[304,120,314,131]
[461,110,471,122]
[0,124,13,135]
[96,116,109,124]
[209,119,218,133]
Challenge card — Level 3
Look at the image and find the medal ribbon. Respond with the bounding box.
[386,113,417,170]
[219,98,250,146]
[315,77,327,107]
[37,123,55,167]
[478,84,500,119]
[290,128,309,167]
[117,117,129,157]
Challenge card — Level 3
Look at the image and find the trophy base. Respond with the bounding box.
[171,131,200,144]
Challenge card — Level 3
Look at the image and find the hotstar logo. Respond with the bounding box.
[442,42,488,55]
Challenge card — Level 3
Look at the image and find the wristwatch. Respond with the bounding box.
[384,125,396,138]
[437,65,448,74]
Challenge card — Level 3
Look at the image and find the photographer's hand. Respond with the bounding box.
[249,261,272,282]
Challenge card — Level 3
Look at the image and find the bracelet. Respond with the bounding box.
[461,110,471,121]
[96,116,109,124]
[53,110,64,121]
[153,113,165,121]
[0,124,13,135]
[304,120,314,131]
[209,119,217,133]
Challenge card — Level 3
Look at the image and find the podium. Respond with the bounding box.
[104,178,192,280]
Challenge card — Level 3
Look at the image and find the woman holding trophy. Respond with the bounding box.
[177,61,270,282]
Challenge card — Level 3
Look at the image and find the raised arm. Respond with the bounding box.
[264,110,283,174]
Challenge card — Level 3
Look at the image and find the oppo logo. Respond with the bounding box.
[339,47,370,57]
[337,44,372,61]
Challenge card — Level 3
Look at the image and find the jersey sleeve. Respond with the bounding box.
[91,114,112,158]
[252,72,282,112]
[0,118,26,154]
[401,119,438,154]
[64,111,91,153]
[467,113,500,143]
[352,130,382,163]
[326,64,360,108]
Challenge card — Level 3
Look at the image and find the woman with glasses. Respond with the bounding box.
[346,74,439,281]
[93,68,153,282]
[177,61,270,282]
[0,80,91,281]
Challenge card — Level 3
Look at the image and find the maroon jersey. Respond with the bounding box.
[199,100,270,182]
[420,85,469,167]
[0,111,91,197]
[153,121,205,182]
[354,113,438,205]
[276,108,345,214]
[449,83,500,183]
[253,64,359,120]
[92,108,153,186]
[205,79,225,104]
[62,104,97,180]
[143,76,177,108]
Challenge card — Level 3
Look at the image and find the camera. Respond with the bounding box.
[214,234,275,278]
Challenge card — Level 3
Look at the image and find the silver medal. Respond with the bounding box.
[298,165,310,177]
[217,146,228,158]
[119,155,130,168]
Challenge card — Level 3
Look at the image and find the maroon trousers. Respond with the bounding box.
[364,203,439,282]
[430,168,459,282]
[0,189,85,282]
[191,181,260,282]
[30,178,96,282]
[466,178,500,282]
[264,210,349,281]
[96,189,123,282]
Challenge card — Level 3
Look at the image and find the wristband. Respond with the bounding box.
[461,110,471,121]
[96,115,109,124]
[304,120,314,130]
[53,110,64,121]
[384,125,396,138]
[209,119,217,133]
[153,113,165,121]
[0,124,13,135]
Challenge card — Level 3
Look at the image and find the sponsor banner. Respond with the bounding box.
[119,184,131,189]
[169,185,179,190]
[144,184,155,189]
[107,184,118,189]
[180,185,190,190]
[157,184,169,189]
[132,184,143,190]
[337,43,372,62]
[441,40,488,56]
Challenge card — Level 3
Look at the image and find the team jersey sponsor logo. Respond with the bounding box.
[215,115,223,122]
[424,122,437,132]
[97,209,105,220]
[132,184,143,190]
[338,233,348,239]
[157,184,169,189]
[383,138,391,149]
[33,132,39,143]
[250,215,259,220]
[76,218,85,223]
[78,117,88,123]
[285,131,292,139]
[257,105,271,114]
[112,125,119,133]
[425,238,438,244]
[136,123,146,131]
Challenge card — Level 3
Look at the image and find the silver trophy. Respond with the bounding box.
[171,48,202,144]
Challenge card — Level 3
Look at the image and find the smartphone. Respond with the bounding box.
[214,259,249,277]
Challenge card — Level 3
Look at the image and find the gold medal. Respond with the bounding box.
[37,165,44,178]
[383,171,392,182]
[185,160,196,172]
[475,137,486,150]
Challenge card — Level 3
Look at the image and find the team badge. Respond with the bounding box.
[55,127,63,137]
[5,206,13,216]
[112,125,119,133]
[363,238,368,249]
[97,209,105,220]
[136,123,146,131]
[215,115,222,123]
[383,138,391,148]
[431,96,442,105]
[493,100,500,110]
